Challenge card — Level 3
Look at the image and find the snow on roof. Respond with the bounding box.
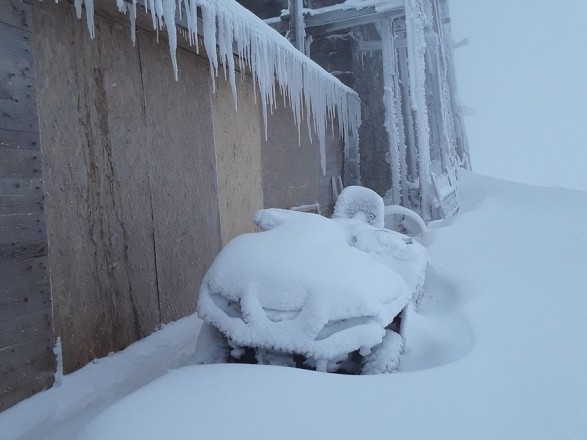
[70,0,361,173]
[304,0,406,16]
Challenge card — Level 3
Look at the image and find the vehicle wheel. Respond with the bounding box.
[361,330,404,374]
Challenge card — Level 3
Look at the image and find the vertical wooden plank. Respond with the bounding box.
[139,32,222,323]
[0,70,39,132]
[32,1,159,373]
[0,0,54,412]
[212,73,263,245]
[398,46,418,183]
[318,120,345,216]
[0,129,39,150]
[262,90,320,210]
[0,147,42,178]
[0,0,33,31]
[0,22,35,78]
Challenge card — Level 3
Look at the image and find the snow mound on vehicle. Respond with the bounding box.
[332,186,385,228]
[198,209,411,364]
[336,220,428,303]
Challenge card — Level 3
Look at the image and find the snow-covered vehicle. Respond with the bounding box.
[195,187,427,374]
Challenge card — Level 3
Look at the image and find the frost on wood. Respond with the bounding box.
[406,0,433,219]
[378,17,405,207]
[67,0,361,174]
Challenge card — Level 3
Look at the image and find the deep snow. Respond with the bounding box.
[1,171,586,439]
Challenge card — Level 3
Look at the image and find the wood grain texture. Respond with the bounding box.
[0,254,54,413]
[0,361,54,412]
[139,31,222,323]
[0,22,35,78]
[0,193,44,215]
[261,89,344,216]
[0,69,39,132]
[0,0,54,412]
[0,239,47,260]
[212,73,263,245]
[0,0,33,31]
[0,147,42,178]
[0,177,43,196]
[32,1,159,373]
[0,211,46,246]
[0,129,39,150]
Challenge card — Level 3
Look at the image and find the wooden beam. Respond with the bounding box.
[267,6,405,35]
[306,7,403,31]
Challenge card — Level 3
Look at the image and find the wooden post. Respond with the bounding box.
[289,0,306,53]
[379,17,403,207]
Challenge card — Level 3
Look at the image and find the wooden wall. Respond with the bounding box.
[31,0,222,374]
[0,0,347,412]
[212,70,264,246]
[0,0,56,412]
[262,91,344,216]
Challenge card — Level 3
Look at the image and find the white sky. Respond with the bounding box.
[448,0,587,190]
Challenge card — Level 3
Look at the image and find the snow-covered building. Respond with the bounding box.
[0,0,468,411]
[242,0,470,220]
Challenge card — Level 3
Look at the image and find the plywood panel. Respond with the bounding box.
[0,69,39,132]
[262,94,320,210]
[0,211,46,245]
[0,147,42,178]
[0,239,47,260]
[0,361,54,412]
[262,91,344,216]
[32,1,159,373]
[139,32,222,323]
[0,22,35,78]
[0,177,43,197]
[0,0,54,412]
[0,193,43,215]
[212,74,263,245]
[0,0,33,31]
[0,253,53,412]
[0,128,39,150]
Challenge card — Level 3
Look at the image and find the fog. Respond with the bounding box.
[448,0,587,190]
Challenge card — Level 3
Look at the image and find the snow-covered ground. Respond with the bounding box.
[2,171,586,439]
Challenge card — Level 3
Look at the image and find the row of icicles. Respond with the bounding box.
[72,0,362,173]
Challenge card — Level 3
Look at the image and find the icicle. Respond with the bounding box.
[74,0,82,19]
[53,337,64,387]
[62,0,361,177]
[74,0,95,38]
[130,0,137,45]
[201,2,219,92]
[161,0,178,80]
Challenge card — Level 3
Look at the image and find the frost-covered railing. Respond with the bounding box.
[70,0,361,173]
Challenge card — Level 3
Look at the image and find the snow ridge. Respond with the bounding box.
[68,0,361,174]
